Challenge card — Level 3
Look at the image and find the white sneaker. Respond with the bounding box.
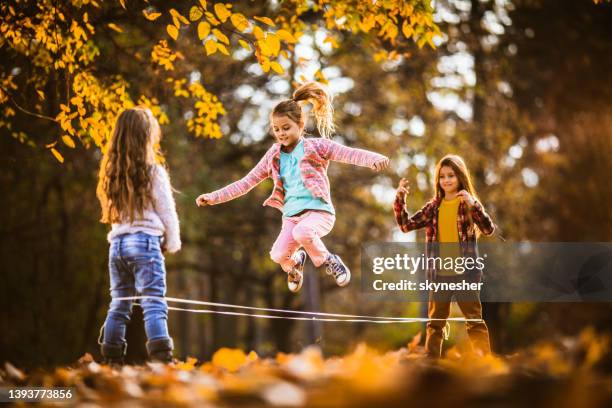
[287,250,307,293]
[324,253,351,287]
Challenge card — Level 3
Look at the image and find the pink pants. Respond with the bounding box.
[269,210,336,273]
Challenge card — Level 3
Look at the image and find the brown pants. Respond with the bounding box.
[424,275,491,358]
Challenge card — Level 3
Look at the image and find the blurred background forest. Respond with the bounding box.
[1,0,611,369]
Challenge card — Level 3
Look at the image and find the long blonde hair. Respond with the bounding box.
[271,81,335,139]
[97,107,160,224]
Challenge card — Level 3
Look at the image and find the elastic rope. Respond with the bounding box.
[116,295,483,323]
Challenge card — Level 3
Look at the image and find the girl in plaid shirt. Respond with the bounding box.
[394,154,495,357]
[197,82,389,293]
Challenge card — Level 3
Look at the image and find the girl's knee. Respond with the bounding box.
[141,299,167,314]
[292,225,315,243]
[109,299,132,314]
[269,247,286,264]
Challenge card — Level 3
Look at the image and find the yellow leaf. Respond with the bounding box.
[119,0,126,10]
[214,3,231,23]
[204,39,217,55]
[197,21,210,39]
[266,33,280,56]
[175,357,198,371]
[62,135,76,148]
[230,13,249,32]
[252,25,264,40]
[51,148,64,163]
[323,36,339,48]
[260,57,271,73]
[276,29,296,43]
[36,90,45,100]
[402,20,413,38]
[238,39,251,51]
[107,23,123,33]
[254,16,276,27]
[169,9,189,25]
[257,39,271,56]
[359,14,376,32]
[212,348,247,372]
[270,61,284,74]
[167,24,179,40]
[247,351,259,363]
[199,0,207,10]
[212,29,229,45]
[205,12,220,26]
[315,69,328,84]
[189,6,203,21]
[142,10,161,21]
[216,42,229,55]
[417,35,427,49]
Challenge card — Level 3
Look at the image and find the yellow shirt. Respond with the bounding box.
[437,197,460,275]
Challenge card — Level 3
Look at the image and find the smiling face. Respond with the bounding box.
[438,165,461,195]
[271,114,304,149]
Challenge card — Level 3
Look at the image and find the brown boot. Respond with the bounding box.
[100,343,126,366]
[146,338,174,363]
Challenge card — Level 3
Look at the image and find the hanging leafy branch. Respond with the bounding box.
[0,0,440,163]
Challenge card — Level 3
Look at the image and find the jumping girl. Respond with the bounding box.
[394,154,495,357]
[196,82,389,293]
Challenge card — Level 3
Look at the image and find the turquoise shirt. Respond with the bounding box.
[280,138,335,218]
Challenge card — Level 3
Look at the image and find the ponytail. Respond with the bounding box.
[292,82,335,139]
[271,81,335,139]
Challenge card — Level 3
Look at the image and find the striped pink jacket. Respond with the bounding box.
[204,137,388,211]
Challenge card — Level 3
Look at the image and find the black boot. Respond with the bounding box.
[146,338,174,363]
[100,343,126,366]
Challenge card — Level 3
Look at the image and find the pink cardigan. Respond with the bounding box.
[204,137,388,212]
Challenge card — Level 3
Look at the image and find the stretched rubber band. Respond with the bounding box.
[113,295,483,323]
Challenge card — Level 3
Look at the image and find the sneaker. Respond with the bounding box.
[287,250,307,293]
[325,253,351,287]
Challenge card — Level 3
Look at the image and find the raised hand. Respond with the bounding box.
[457,189,476,206]
[396,178,410,198]
[195,193,210,207]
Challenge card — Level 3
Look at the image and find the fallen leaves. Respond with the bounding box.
[2,330,611,407]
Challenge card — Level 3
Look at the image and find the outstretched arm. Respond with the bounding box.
[321,139,389,171]
[196,147,272,206]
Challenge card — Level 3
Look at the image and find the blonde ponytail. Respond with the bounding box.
[271,81,335,139]
[292,82,335,139]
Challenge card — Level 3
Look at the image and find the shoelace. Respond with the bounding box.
[288,269,301,283]
[327,256,345,279]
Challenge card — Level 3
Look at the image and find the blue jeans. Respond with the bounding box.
[102,232,171,351]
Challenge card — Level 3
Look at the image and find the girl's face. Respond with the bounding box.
[271,114,303,148]
[438,165,460,195]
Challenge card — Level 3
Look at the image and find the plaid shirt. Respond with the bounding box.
[393,193,495,279]
[205,137,387,212]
